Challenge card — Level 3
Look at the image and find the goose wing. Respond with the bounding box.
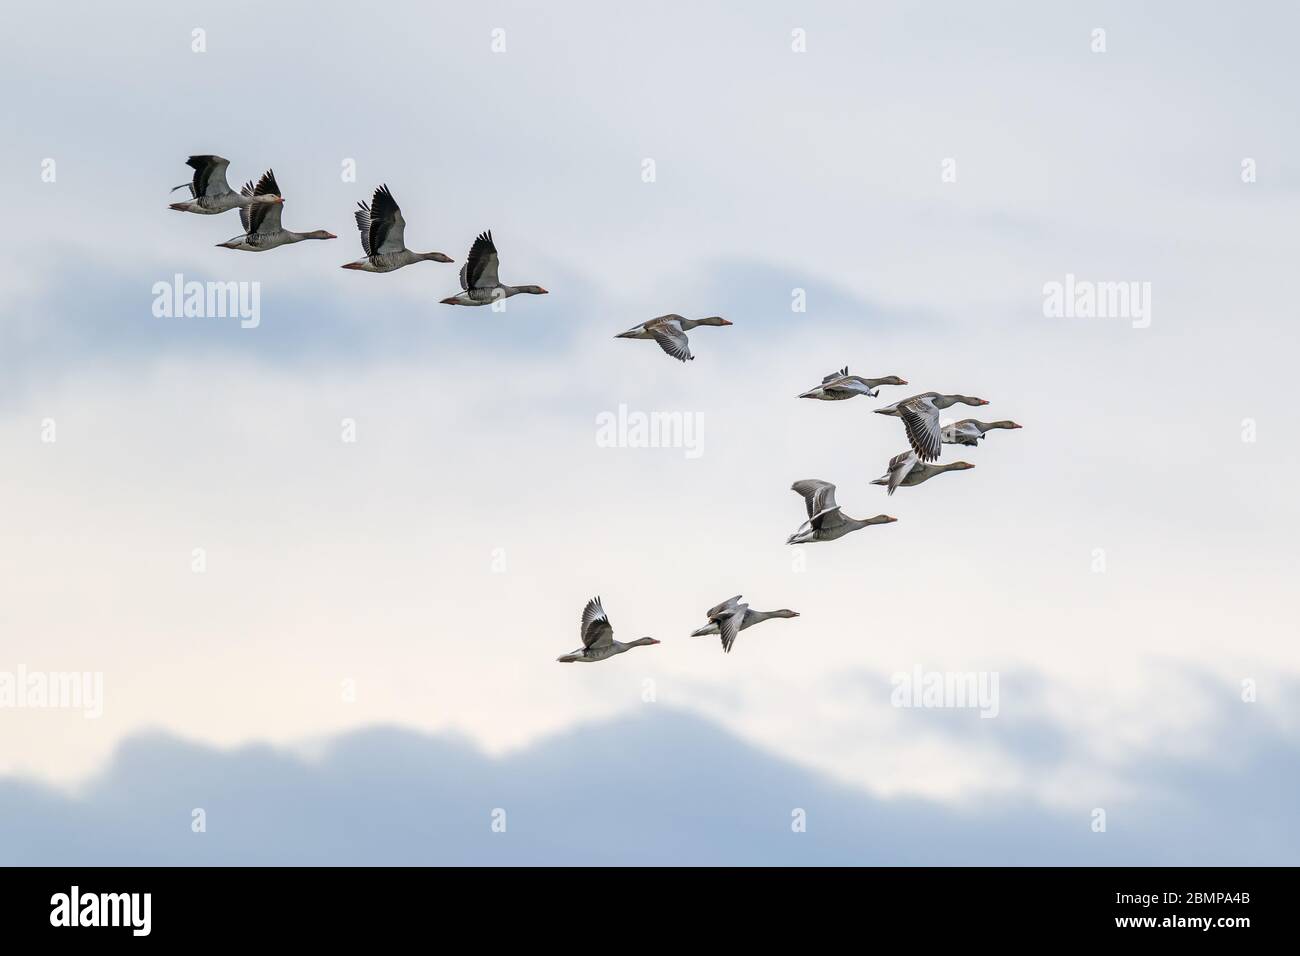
[460,231,500,291]
[899,397,942,462]
[821,366,850,384]
[649,321,693,362]
[792,479,838,519]
[580,596,614,650]
[354,203,374,256]
[368,184,406,256]
[885,451,918,495]
[243,170,282,237]
[707,595,743,620]
[718,604,748,653]
[823,372,875,397]
[185,155,232,198]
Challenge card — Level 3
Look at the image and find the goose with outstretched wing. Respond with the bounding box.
[689,595,799,654]
[343,184,453,272]
[798,367,907,400]
[786,479,896,544]
[169,155,281,215]
[615,314,733,363]
[217,170,336,252]
[556,596,660,663]
[440,231,548,305]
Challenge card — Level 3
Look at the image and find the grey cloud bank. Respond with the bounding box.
[2,708,1293,866]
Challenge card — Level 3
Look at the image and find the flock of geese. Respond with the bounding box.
[168,154,1021,664]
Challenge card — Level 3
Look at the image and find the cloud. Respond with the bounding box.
[1,705,1293,865]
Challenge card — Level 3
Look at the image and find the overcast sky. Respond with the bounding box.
[1,0,1297,863]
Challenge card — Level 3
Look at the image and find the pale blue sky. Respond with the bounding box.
[1,0,1297,863]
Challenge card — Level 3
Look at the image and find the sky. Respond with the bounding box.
[1,0,1298,864]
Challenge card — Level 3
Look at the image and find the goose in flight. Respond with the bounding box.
[216,170,336,251]
[689,596,799,653]
[615,314,733,362]
[342,184,453,272]
[942,419,1022,446]
[872,451,975,494]
[798,367,907,400]
[875,392,989,462]
[786,479,896,544]
[440,231,548,305]
[556,597,660,663]
[169,155,281,215]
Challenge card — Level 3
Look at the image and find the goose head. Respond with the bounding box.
[877,376,908,386]
[513,285,548,295]
[629,637,660,648]
[945,461,976,471]
[304,230,337,240]
[421,251,454,263]
[771,609,800,619]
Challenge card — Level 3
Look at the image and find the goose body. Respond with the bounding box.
[556,596,660,663]
[169,155,278,215]
[615,314,732,362]
[942,419,1022,446]
[440,231,547,305]
[872,451,975,494]
[342,184,453,272]
[689,595,799,653]
[786,479,896,544]
[216,170,336,252]
[798,367,907,400]
[875,392,989,462]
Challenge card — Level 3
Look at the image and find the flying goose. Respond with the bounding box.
[556,596,660,663]
[342,184,453,272]
[169,155,281,215]
[798,367,907,400]
[874,392,989,462]
[872,451,975,494]
[689,595,799,653]
[942,419,1022,446]
[615,314,733,362]
[786,479,896,544]
[440,231,548,305]
[216,170,337,251]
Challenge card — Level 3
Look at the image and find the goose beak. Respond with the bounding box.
[324,232,337,239]
[885,516,899,522]
[1011,423,1023,428]
[977,399,990,405]
[440,297,459,305]
[720,319,733,325]
[899,379,909,385]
